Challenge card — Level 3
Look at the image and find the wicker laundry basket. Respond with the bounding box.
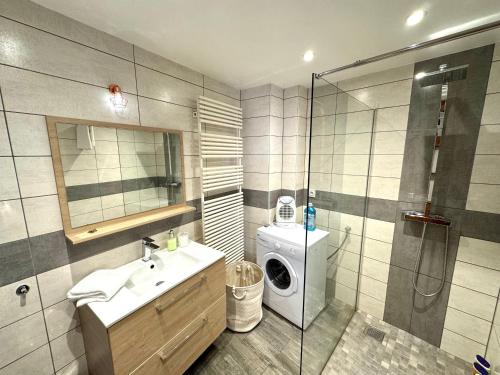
[226,261,264,332]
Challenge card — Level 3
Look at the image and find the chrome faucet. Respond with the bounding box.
[142,237,159,262]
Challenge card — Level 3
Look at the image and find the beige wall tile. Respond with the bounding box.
[15,157,57,197]
[336,250,360,272]
[0,157,19,200]
[361,257,390,283]
[0,116,10,156]
[364,218,394,243]
[0,17,136,93]
[55,354,88,375]
[452,261,500,297]
[328,212,364,235]
[335,110,373,134]
[203,76,240,100]
[476,125,500,153]
[448,284,497,321]
[481,95,500,125]
[0,276,41,328]
[347,79,412,109]
[470,155,500,184]
[444,307,491,344]
[0,344,53,375]
[203,89,240,107]
[139,97,197,131]
[0,200,27,243]
[332,154,369,176]
[372,131,406,154]
[358,292,385,319]
[441,328,485,362]
[457,236,500,271]
[466,184,500,214]
[336,266,358,289]
[374,105,409,132]
[0,311,48,368]
[338,65,413,92]
[368,176,400,200]
[369,154,404,178]
[23,195,63,236]
[0,66,139,125]
[333,133,371,155]
[44,299,79,341]
[134,46,202,85]
[334,283,356,306]
[136,65,202,108]
[363,238,392,264]
[0,0,133,60]
[312,94,337,117]
[331,174,368,196]
[50,327,85,371]
[6,113,51,156]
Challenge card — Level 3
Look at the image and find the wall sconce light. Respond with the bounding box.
[108,84,127,110]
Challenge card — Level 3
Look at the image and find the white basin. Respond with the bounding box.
[86,241,224,327]
[125,251,201,296]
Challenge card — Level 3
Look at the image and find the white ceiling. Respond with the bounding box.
[32,0,500,89]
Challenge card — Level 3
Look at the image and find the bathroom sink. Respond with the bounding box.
[125,251,201,297]
[85,241,225,327]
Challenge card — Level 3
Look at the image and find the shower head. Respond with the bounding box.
[416,64,468,87]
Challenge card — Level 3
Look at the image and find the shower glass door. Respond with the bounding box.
[300,75,375,374]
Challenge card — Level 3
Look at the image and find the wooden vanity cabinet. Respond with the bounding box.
[79,259,226,375]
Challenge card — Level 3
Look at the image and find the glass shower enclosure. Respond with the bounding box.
[300,75,375,373]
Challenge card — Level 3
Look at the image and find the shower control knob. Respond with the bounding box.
[16,284,30,296]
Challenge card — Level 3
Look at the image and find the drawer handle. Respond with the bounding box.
[158,315,208,362]
[155,274,207,313]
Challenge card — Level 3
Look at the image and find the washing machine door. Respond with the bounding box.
[262,252,298,297]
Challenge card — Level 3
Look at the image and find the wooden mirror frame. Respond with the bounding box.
[46,116,195,244]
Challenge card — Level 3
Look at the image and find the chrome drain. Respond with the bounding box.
[155,281,165,286]
[364,326,386,342]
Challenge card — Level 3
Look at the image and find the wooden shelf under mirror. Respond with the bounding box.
[66,204,195,244]
[46,116,192,244]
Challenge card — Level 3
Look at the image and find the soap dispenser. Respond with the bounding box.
[167,230,177,251]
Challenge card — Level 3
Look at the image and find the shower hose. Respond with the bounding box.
[412,222,449,297]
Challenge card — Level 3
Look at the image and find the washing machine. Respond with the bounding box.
[256,223,329,329]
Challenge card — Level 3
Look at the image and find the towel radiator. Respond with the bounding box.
[197,96,244,263]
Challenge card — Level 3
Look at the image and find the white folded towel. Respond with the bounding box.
[67,268,131,307]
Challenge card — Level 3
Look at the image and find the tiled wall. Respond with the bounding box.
[241,84,283,261]
[309,44,500,362]
[439,45,500,361]
[308,66,412,320]
[0,1,239,374]
[486,294,500,374]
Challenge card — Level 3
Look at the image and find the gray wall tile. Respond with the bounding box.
[0,239,34,287]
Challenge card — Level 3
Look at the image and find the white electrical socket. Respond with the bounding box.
[308,189,316,198]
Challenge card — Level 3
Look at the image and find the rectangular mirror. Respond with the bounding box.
[47,117,191,242]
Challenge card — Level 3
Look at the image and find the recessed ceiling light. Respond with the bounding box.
[415,72,426,80]
[303,50,314,62]
[406,9,426,26]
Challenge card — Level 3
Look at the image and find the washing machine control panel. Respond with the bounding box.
[257,233,303,260]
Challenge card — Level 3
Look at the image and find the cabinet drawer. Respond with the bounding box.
[109,259,225,374]
[132,295,225,375]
